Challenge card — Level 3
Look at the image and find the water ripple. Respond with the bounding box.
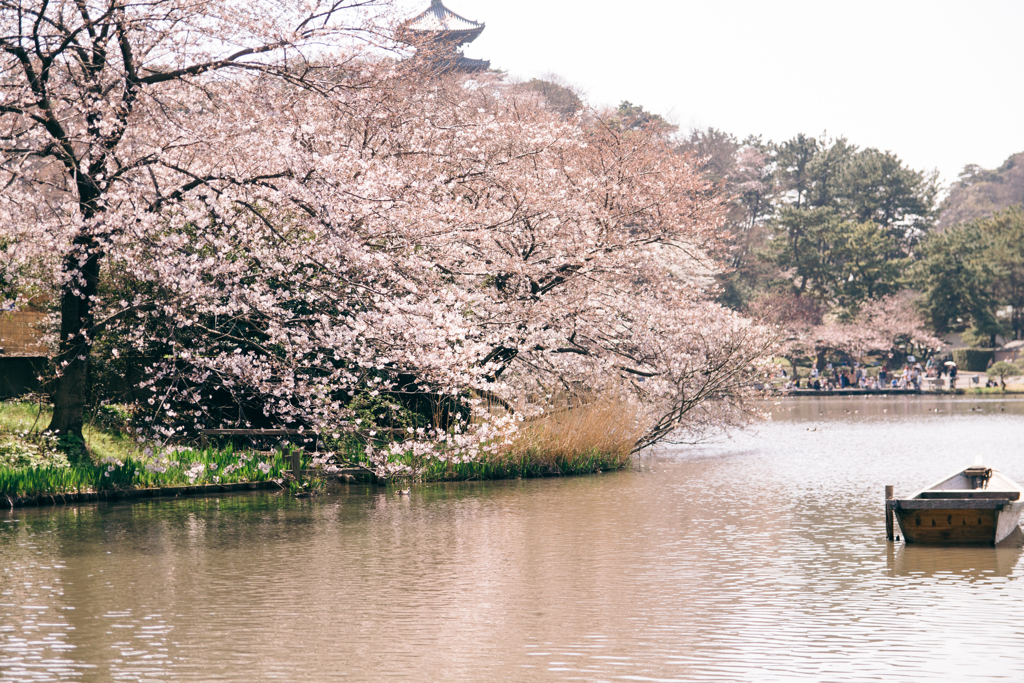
[2,397,1024,680]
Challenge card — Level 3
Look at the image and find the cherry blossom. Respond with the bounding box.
[1,0,772,471]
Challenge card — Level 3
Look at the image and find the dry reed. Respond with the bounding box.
[497,393,650,470]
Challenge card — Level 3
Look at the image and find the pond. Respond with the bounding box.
[3,396,1024,681]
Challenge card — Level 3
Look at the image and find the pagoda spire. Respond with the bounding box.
[399,0,490,72]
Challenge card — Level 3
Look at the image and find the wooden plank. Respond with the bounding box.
[885,485,894,541]
[895,507,998,544]
[892,499,1008,510]
[200,428,307,436]
[919,490,1020,500]
[290,448,301,483]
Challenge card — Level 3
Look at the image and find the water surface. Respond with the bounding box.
[3,396,1024,681]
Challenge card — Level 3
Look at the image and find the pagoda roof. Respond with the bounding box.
[402,0,485,45]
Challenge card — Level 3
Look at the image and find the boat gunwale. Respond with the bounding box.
[902,466,1024,502]
[891,499,1011,510]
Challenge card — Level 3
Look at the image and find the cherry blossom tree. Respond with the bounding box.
[0,0,396,439]
[772,291,941,369]
[1,0,772,469]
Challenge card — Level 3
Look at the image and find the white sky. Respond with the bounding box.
[402,0,1024,189]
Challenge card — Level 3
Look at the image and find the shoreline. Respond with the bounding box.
[783,387,1024,397]
[2,457,630,510]
[2,480,284,510]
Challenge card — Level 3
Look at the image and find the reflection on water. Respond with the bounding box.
[889,527,1024,580]
[2,396,1024,681]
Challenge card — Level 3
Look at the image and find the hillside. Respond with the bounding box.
[938,152,1024,230]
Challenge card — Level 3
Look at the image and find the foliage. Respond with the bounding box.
[0,400,298,497]
[765,137,935,313]
[614,101,676,134]
[0,446,292,498]
[512,78,582,118]
[769,211,905,314]
[509,393,647,459]
[960,325,1000,349]
[680,127,940,365]
[677,129,774,310]
[938,152,1024,230]
[90,404,133,434]
[0,431,67,470]
[772,291,941,369]
[0,400,138,463]
[952,348,994,372]
[418,447,628,482]
[986,360,1022,389]
[915,207,1024,340]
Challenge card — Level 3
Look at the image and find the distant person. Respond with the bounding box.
[949,363,958,389]
[879,366,887,385]
[813,379,821,391]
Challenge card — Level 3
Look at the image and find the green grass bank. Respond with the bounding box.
[0,399,635,506]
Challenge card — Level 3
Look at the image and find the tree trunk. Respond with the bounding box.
[47,235,102,449]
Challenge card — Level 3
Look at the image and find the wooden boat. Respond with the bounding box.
[888,466,1024,545]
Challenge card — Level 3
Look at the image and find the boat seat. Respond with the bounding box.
[919,490,1020,500]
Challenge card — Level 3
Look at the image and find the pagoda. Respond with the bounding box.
[399,0,490,72]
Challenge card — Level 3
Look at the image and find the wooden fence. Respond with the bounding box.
[0,310,48,355]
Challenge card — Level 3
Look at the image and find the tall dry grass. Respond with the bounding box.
[418,392,651,481]
[497,393,651,472]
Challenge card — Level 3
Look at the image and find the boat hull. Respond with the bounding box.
[892,499,1024,545]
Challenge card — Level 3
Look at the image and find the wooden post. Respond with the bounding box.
[885,484,894,541]
[290,447,301,483]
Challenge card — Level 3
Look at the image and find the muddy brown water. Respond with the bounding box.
[3,396,1024,681]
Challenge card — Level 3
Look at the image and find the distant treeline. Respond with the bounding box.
[674,126,1024,350]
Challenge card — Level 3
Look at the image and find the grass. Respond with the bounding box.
[0,445,298,499]
[961,386,1024,395]
[418,447,629,481]
[0,398,139,464]
[0,399,306,500]
[1,393,647,499]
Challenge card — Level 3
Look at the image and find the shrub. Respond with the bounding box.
[952,348,994,372]
[0,432,68,469]
[986,360,1022,388]
[90,404,133,434]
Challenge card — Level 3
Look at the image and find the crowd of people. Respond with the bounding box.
[779,357,962,392]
